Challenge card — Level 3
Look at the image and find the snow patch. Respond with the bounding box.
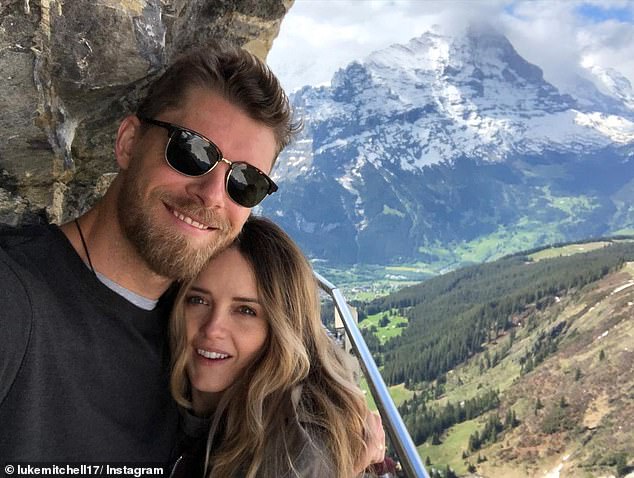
[543,463,563,478]
[612,280,634,295]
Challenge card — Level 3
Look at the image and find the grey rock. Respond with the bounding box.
[0,0,293,224]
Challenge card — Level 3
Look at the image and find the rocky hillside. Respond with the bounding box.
[357,240,634,477]
[261,26,634,264]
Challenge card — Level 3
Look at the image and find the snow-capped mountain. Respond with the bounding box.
[261,26,634,264]
[556,65,634,119]
[589,65,634,111]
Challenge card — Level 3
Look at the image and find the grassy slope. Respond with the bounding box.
[359,309,408,344]
[349,243,634,477]
[419,420,480,476]
[360,380,414,412]
[528,241,611,261]
[408,263,634,477]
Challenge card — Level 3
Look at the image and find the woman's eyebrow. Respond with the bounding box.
[233,296,261,304]
[188,286,259,304]
[189,285,210,295]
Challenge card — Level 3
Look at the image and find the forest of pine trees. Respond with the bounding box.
[398,389,500,446]
[354,242,634,388]
[467,410,519,452]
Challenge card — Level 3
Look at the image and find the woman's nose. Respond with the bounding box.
[200,308,228,337]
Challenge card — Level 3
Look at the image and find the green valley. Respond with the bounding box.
[336,239,634,477]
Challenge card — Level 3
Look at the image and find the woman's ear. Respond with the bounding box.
[115,115,142,170]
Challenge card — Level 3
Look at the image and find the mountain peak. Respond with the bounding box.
[265,28,634,264]
[589,65,634,110]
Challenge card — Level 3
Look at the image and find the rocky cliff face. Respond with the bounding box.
[0,0,292,225]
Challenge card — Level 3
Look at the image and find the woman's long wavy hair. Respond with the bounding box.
[170,216,369,477]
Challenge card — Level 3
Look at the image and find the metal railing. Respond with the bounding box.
[315,272,429,478]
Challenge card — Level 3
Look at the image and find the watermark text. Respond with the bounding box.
[3,463,166,477]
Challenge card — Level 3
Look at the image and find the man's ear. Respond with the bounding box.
[115,115,142,171]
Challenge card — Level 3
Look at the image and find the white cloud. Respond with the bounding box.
[268,0,634,93]
[498,1,634,93]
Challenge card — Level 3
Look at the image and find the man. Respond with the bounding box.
[0,43,384,467]
[0,43,295,462]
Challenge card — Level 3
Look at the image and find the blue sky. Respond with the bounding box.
[576,3,633,23]
[268,0,634,94]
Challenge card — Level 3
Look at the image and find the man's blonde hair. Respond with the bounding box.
[137,42,300,158]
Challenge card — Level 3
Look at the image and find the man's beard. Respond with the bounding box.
[117,172,235,281]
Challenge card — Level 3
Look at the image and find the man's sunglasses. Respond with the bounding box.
[138,116,278,208]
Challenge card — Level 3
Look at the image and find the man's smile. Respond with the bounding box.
[170,207,213,230]
[163,202,220,231]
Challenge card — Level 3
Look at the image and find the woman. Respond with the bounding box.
[169,216,382,477]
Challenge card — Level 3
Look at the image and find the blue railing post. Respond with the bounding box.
[314,272,429,478]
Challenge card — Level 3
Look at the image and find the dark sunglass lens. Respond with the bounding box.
[166,131,220,176]
[227,164,272,207]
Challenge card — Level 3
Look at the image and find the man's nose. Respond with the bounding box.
[186,162,229,208]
